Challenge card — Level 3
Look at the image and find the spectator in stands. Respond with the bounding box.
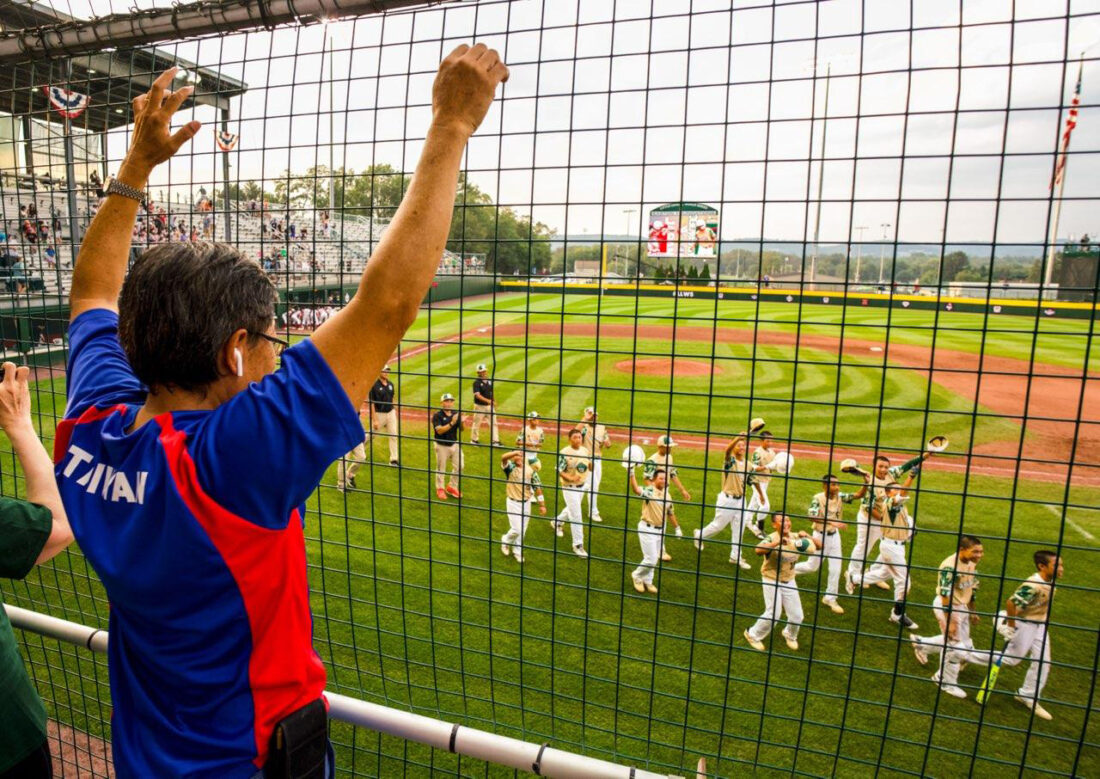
[0,362,75,779]
[10,257,26,293]
[89,169,104,198]
[59,51,506,776]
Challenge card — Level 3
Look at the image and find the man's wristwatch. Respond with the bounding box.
[106,178,147,208]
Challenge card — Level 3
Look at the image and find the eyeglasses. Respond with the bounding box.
[252,331,290,356]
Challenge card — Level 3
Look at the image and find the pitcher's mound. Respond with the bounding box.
[617,358,717,377]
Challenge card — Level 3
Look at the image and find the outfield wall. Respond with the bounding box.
[501,280,1100,320]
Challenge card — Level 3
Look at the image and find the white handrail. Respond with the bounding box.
[5,604,681,779]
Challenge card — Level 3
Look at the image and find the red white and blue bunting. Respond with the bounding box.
[43,86,90,119]
[215,130,239,151]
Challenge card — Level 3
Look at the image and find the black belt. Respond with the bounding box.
[642,521,663,529]
[825,529,838,536]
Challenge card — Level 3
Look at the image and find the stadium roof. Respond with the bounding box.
[0,1,247,131]
[651,202,719,213]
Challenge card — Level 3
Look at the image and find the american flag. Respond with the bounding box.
[1051,60,1084,189]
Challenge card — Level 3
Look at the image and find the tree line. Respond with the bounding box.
[221,166,553,274]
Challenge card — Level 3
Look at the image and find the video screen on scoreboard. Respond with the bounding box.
[647,203,719,258]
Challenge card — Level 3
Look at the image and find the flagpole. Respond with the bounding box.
[1044,56,1084,291]
[1043,174,1066,290]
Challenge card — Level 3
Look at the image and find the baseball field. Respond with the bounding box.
[9,290,1099,777]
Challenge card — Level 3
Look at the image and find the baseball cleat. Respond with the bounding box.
[783,633,799,651]
[336,483,345,493]
[644,583,658,594]
[661,550,673,562]
[592,515,603,523]
[348,476,357,488]
[500,535,511,556]
[844,572,855,595]
[436,488,448,500]
[731,558,751,570]
[889,611,918,630]
[743,629,766,652]
[823,598,845,615]
[941,685,967,699]
[491,440,501,446]
[445,485,462,498]
[632,577,646,593]
[390,460,400,466]
[554,522,564,537]
[513,553,524,564]
[910,635,928,666]
[875,580,891,591]
[1014,696,1052,721]
[573,544,588,558]
[692,529,704,550]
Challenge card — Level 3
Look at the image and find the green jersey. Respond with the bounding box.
[0,498,53,771]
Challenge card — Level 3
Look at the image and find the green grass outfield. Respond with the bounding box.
[6,292,1100,777]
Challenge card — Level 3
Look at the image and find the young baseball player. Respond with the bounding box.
[554,428,592,557]
[431,393,465,500]
[499,450,546,563]
[853,476,919,629]
[627,466,671,594]
[792,472,868,614]
[516,411,545,452]
[976,550,1063,720]
[470,363,500,445]
[336,410,369,492]
[579,407,612,522]
[845,451,931,594]
[910,535,987,699]
[644,435,688,561]
[694,434,762,569]
[744,513,818,651]
[746,431,776,538]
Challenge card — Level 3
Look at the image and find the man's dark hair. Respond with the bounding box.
[652,468,666,479]
[118,243,277,393]
[959,534,982,550]
[1034,550,1059,569]
[874,455,890,465]
[760,430,773,439]
[568,427,583,438]
[823,473,838,484]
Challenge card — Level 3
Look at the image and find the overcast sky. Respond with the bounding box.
[46,0,1100,247]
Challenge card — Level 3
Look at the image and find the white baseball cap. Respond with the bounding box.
[382,364,391,372]
[657,435,677,448]
[441,393,455,402]
[476,363,488,372]
[584,406,595,415]
[528,411,540,419]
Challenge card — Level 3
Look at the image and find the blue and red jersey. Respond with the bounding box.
[56,309,362,778]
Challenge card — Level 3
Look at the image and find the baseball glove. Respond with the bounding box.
[927,435,949,453]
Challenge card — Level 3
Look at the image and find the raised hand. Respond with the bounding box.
[0,362,32,434]
[123,68,202,179]
[431,43,509,138]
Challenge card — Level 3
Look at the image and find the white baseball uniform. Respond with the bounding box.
[847,457,922,580]
[747,533,813,642]
[581,421,611,520]
[698,453,753,564]
[792,489,856,602]
[500,458,542,560]
[992,574,1056,701]
[746,444,776,528]
[555,445,591,549]
[631,485,670,586]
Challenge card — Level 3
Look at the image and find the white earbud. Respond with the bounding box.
[234,348,244,377]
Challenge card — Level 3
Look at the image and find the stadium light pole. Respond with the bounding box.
[810,62,831,291]
[854,225,867,284]
[878,222,891,284]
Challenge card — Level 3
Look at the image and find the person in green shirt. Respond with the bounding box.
[0,362,74,778]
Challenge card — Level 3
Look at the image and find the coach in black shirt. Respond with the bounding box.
[368,364,399,464]
[470,362,500,445]
[432,393,464,499]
